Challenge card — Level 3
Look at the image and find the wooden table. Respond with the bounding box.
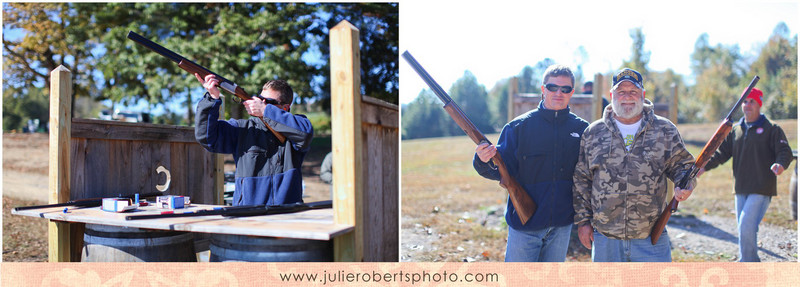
[12,203,353,241]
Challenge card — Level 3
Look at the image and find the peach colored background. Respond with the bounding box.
[3,262,800,286]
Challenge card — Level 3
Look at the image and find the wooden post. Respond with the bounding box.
[666,83,679,203]
[213,154,224,204]
[670,83,679,123]
[592,73,604,121]
[214,104,225,204]
[330,20,362,262]
[48,65,73,262]
[508,77,518,123]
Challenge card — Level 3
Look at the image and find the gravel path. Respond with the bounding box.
[401,209,798,262]
[667,214,797,262]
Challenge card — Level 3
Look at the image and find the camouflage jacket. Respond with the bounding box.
[572,99,695,240]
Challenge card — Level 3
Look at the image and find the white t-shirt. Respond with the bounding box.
[615,118,642,151]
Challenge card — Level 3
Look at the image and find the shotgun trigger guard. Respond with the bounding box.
[156,165,171,192]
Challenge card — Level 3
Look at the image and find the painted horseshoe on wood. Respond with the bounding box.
[156,165,171,192]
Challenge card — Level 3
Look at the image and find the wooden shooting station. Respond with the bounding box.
[19,20,398,262]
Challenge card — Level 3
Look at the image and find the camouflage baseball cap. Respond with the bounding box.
[612,68,643,90]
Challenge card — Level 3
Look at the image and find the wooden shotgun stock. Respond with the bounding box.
[127,31,286,144]
[403,51,536,225]
[649,75,759,244]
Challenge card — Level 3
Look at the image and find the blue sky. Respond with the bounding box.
[399,0,799,105]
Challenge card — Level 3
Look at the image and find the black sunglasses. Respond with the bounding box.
[251,95,283,106]
[263,98,283,105]
[545,83,573,94]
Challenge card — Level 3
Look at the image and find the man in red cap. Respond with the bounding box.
[699,87,793,262]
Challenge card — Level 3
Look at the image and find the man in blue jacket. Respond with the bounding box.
[194,73,314,206]
[474,65,588,261]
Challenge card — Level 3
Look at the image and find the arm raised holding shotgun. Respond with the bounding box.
[127,31,313,207]
[126,31,286,143]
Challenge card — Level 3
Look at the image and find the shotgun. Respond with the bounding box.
[401,51,536,225]
[12,192,163,212]
[126,31,286,144]
[649,75,760,244]
[125,200,332,220]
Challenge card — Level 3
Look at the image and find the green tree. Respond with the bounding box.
[689,33,746,121]
[2,86,49,132]
[320,3,399,105]
[750,22,797,119]
[3,3,398,131]
[517,66,537,93]
[487,78,512,129]
[621,27,650,76]
[3,3,98,117]
[526,58,557,92]
[95,3,321,122]
[401,89,448,140]
[573,45,589,88]
[443,70,493,136]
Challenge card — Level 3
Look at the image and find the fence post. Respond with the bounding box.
[670,83,679,123]
[330,20,363,262]
[508,77,518,123]
[48,65,73,262]
[592,73,604,121]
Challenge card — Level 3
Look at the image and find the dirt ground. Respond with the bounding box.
[2,132,332,262]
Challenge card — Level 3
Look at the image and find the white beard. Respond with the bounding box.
[612,96,644,119]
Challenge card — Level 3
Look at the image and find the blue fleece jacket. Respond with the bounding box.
[473,101,588,231]
[195,93,314,206]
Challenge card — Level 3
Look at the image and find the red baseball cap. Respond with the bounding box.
[748,88,763,107]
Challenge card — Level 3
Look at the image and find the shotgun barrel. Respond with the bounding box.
[125,200,333,220]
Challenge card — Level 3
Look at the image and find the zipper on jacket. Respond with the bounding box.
[738,124,750,161]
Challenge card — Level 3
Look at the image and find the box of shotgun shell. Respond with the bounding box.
[156,195,190,209]
[101,198,138,212]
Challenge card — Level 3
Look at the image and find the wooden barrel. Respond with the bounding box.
[81,224,197,262]
[209,234,332,262]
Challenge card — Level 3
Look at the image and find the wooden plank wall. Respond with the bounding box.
[361,96,399,262]
[70,118,220,204]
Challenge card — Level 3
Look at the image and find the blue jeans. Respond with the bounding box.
[735,193,771,262]
[591,229,671,262]
[505,224,572,262]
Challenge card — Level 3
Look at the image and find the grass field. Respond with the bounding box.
[401,119,797,262]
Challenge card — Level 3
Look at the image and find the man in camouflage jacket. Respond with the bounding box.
[572,68,696,262]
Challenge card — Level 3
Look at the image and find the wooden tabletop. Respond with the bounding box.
[12,203,353,241]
